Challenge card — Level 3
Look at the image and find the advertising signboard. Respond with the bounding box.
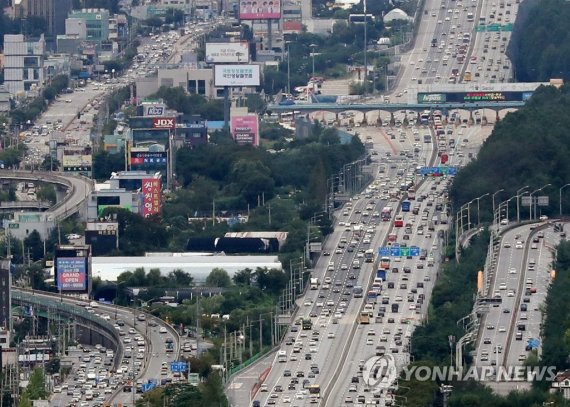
[56,257,87,291]
[239,0,281,19]
[231,115,259,146]
[142,178,162,217]
[62,154,92,173]
[417,91,534,104]
[417,93,447,103]
[143,103,166,116]
[205,42,249,63]
[152,117,176,129]
[214,64,261,87]
[130,151,168,167]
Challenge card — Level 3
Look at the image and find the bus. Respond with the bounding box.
[353,286,364,297]
[420,110,430,125]
[359,311,371,324]
[408,187,416,200]
[394,215,404,227]
[381,206,392,221]
[302,318,313,330]
[401,200,411,212]
[380,256,391,270]
[367,290,378,304]
[364,249,375,262]
[278,350,287,363]
[388,233,397,242]
[463,70,472,82]
[433,110,443,122]
[307,384,321,398]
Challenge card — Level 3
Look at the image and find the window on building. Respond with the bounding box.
[216,88,225,98]
[187,80,196,93]
[33,69,39,80]
[22,69,29,80]
[24,56,38,68]
[197,80,206,96]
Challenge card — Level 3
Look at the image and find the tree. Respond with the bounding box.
[24,230,44,262]
[205,268,231,288]
[233,268,253,286]
[168,269,194,287]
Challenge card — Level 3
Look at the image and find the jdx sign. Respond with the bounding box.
[152,117,176,129]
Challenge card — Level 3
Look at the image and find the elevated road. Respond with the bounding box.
[14,288,180,406]
[0,170,93,221]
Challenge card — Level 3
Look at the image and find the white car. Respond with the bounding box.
[508,267,517,274]
[328,332,335,339]
[159,326,167,333]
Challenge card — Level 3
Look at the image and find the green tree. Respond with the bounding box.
[205,268,231,288]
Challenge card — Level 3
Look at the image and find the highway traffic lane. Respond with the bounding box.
[255,200,396,405]
[475,225,532,365]
[326,174,448,403]
[505,224,559,367]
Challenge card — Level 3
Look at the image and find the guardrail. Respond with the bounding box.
[12,290,122,370]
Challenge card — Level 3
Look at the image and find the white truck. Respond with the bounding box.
[310,278,319,290]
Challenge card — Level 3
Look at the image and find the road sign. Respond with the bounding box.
[188,372,199,386]
[400,247,410,257]
[476,25,486,32]
[410,246,420,256]
[419,166,458,176]
[390,246,401,256]
[537,195,549,206]
[501,23,513,31]
[170,361,188,373]
[379,247,390,256]
[488,24,501,31]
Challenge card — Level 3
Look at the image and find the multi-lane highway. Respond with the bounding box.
[474,222,561,381]
[20,289,180,407]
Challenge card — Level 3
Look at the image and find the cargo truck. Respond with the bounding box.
[310,278,319,290]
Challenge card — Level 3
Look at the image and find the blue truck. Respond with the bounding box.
[376,269,387,281]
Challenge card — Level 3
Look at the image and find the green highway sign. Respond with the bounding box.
[476,25,486,32]
[8,223,18,229]
[501,23,513,31]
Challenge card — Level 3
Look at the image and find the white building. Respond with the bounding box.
[91,253,282,284]
[3,34,45,97]
[383,8,412,24]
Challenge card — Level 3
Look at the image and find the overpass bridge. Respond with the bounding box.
[0,171,94,239]
[12,289,123,370]
[267,101,525,124]
[0,201,51,211]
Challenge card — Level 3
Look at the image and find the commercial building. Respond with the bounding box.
[178,114,208,147]
[85,221,119,256]
[3,34,46,96]
[86,171,162,220]
[4,212,55,240]
[68,9,110,46]
[13,0,73,37]
[0,86,11,112]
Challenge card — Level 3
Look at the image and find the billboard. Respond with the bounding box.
[130,151,168,167]
[239,0,281,20]
[62,154,92,174]
[231,115,259,146]
[152,117,176,129]
[214,64,261,87]
[142,178,162,217]
[206,42,249,63]
[56,257,87,291]
[143,103,166,116]
[417,91,534,104]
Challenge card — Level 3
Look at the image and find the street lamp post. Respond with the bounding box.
[475,193,490,226]
[529,183,551,221]
[492,189,504,224]
[516,185,529,224]
[309,44,317,79]
[286,41,292,94]
[363,0,368,95]
[560,183,570,215]
[466,198,476,231]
